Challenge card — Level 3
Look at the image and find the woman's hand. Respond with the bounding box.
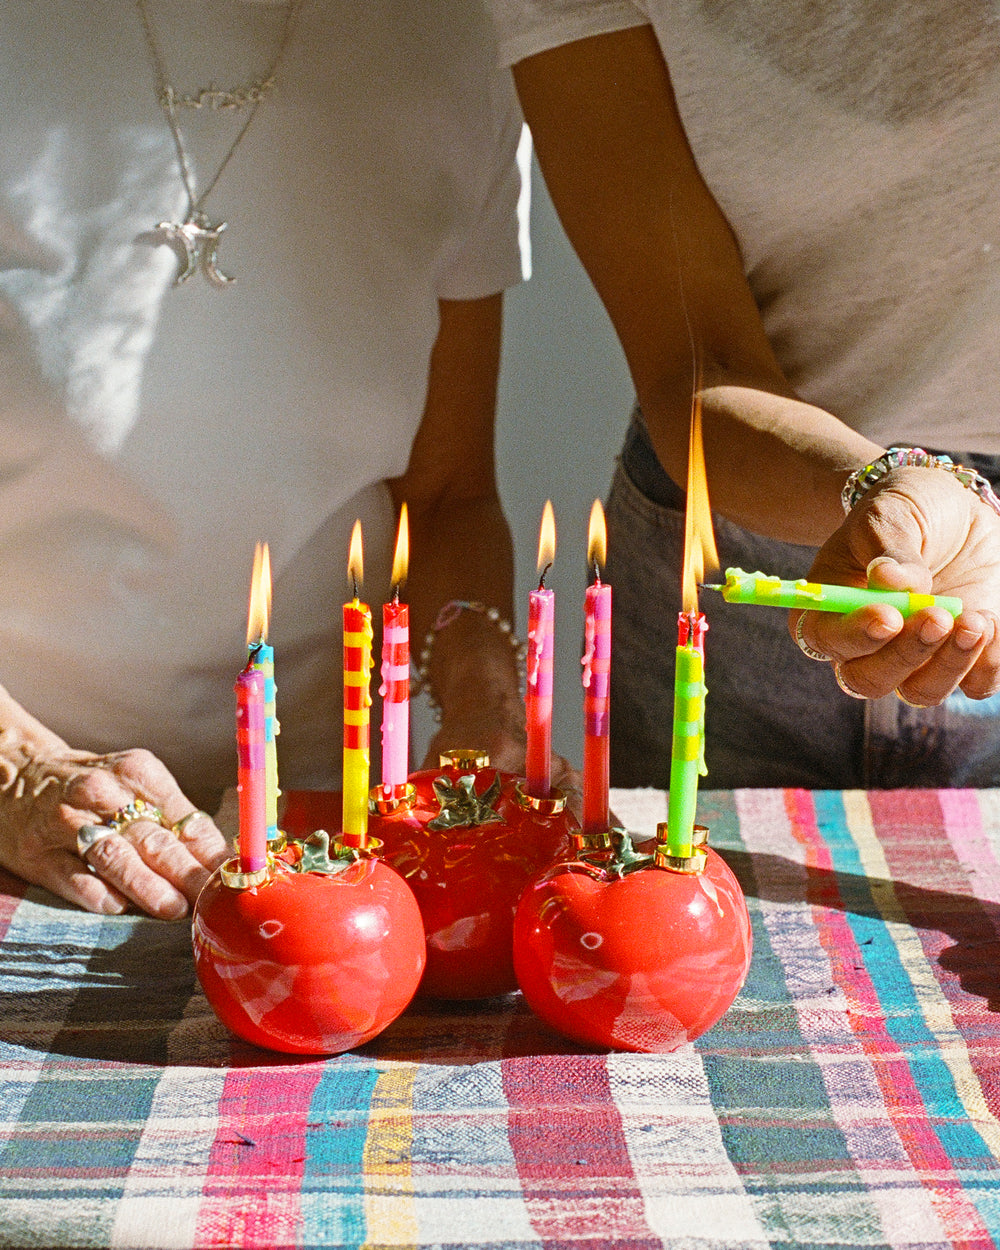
[792,467,1000,705]
[0,741,229,918]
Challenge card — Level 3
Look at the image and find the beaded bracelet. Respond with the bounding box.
[842,446,1000,518]
[411,599,527,721]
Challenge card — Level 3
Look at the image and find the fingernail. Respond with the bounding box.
[955,625,983,652]
[865,619,898,642]
[919,618,950,644]
[158,894,189,921]
[100,896,128,916]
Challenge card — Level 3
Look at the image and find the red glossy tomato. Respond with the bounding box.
[513,848,752,1052]
[284,766,578,1001]
[192,857,425,1055]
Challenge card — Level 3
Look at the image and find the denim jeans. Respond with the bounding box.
[605,412,1000,789]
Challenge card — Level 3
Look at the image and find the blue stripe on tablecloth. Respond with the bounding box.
[300,1063,380,1245]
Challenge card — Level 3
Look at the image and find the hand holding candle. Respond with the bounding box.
[343,521,373,846]
[526,501,556,800]
[379,504,410,799]
[581,500,611,838]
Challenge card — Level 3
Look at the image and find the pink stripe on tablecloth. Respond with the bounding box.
[193,1066,324,1248]
[784,790,989,1247]
[502,1052,661,1247]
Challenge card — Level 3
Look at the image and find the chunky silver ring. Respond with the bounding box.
[108,799,163,833]
[795,613,832,663]
[833,661,868,700]
[76,822,117,860]
[171,809,208,837]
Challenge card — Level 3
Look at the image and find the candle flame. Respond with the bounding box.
[537,499,556,576]
[391,503,409,589]
[347,519,364,594]
[246,541,271,646]
[587,499,606,574]
[681,386,720,613]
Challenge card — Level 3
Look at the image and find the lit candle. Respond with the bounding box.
[235,665,267,874]
[665,393,719,858]
[379,504,410,797]
[246,542,280,845]
[343,520,373,847]
[581,500,611,837]
[526,500,556,799]
[702,568,963,618]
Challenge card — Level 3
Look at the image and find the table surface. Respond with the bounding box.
[3,787,1000,1250]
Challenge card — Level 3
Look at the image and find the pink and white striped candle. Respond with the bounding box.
[235,665,267,873]
[581,500,611,837]
[380,599,409,792]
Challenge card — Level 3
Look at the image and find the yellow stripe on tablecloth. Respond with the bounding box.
[842,791,1000,1158]
[361,1066,418,1249]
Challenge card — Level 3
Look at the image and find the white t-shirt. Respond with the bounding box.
[488,0,1000,454]
[0,0,523,801]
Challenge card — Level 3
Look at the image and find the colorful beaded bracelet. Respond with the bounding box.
[842,446,1000,518]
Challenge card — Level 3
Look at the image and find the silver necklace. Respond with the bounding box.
[136,0,304,286]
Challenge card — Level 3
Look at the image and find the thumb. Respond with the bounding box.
[864,554,933,595]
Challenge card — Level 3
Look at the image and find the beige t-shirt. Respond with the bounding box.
[489,0,1000,453]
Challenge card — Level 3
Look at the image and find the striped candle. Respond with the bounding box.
[379,504,410,795]
[343,521,372,845]
[581,501,611,837]
[526,500,557,799]
[235,666,267,873]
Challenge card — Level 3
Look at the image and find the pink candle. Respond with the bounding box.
[581,500,611,837]
[526,500,556,798]
[235,665,267,873]
[380,504,410,795]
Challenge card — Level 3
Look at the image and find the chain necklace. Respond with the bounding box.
[136,0,304,287]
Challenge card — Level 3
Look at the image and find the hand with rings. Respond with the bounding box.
[0,713,229,918]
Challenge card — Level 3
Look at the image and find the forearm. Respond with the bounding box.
[639,376,884,546]
[403,490,524,751]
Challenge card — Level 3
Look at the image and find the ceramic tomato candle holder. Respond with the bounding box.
[513,823,752,1053]
[192,835,425,1056]
[282,750,579,1001]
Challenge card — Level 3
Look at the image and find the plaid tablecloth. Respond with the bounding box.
[3,787,1000,1250]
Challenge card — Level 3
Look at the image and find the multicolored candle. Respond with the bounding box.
[246,542,280,845]
[703,568,963,618]
[379,504,410,797]
[235,665,267,874]
[526,500,556,799]
[665,392,719,859]
[343,521,373,847]
[581,500,611,837]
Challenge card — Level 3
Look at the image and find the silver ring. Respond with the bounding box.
[171,809,208,837]
[76,822,117,860]
[833,661,868,700]
[795,614,831,663]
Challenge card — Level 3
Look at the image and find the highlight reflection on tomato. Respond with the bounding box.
[192,856,425,1055]
[283,765,577,1001]
[513,846,752,1053]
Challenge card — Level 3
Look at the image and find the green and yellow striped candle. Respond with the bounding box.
[665,613,708,858]
[704,568,962,618]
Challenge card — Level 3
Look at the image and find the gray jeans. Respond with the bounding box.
[605,413,1000,789]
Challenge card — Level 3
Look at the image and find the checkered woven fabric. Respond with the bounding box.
[2,788,1000,1249]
